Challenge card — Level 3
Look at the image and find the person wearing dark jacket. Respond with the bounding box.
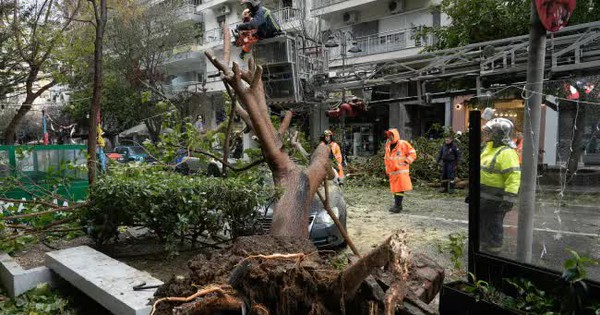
[236,0,281,40]
[437,135,461,193]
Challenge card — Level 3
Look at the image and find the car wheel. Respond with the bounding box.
[207,163,222,177]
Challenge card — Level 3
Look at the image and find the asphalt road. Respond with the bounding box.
[345,185,600,282]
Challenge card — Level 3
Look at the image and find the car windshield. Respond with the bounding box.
[129,146,146,154]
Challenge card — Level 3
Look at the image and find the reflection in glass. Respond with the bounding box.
[477,77,600,282]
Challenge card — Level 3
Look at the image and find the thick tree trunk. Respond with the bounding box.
[3,81,56,144]
[205,51,330,238]
[88,0,107,185]
[4,102,32,144]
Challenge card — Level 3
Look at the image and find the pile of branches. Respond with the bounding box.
[0,196,87,253]
[347,133,470,187]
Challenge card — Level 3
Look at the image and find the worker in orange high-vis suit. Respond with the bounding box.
[322,130,344,179]
[384,128,417,213]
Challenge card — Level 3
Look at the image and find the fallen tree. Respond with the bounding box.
[152,30,444,314]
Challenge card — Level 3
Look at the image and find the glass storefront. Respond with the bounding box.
[476,78,600,283]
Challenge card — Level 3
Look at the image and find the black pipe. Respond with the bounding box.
[467,110,481,277]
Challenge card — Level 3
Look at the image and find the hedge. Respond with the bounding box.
[84,166,272,252]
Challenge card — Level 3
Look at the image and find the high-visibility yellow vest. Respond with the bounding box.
[480,142,521,196]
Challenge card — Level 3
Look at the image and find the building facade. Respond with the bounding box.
[160,0,445,156]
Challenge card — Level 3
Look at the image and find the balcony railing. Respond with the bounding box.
[164,81,205,94]
[203,21,242,46]
[312,0,348,10]
[168,44,203,62]
[273,7,302,24]
[328,28,431,60]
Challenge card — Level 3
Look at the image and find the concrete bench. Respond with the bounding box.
[46,246,163,315]
[0,253,58,298]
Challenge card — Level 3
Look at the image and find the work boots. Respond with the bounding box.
[449,181,455,194]
[389,195,403,213]
[439,180,448,193]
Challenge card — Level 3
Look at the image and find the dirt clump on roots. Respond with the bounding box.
[153,235,344,315]
[152,233,442,315]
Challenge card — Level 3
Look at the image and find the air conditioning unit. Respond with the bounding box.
[216,4,231,16]
[388,0,405,14]
[342,11,359,25]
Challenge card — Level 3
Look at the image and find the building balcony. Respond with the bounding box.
[163,44,206,75]
[311,0,379,16]
[200,21,242,50]
[164,81,206,95]
[195,0,236,12]
[273,7,302,25]
[176,2,203,22]
[328,27,426,62]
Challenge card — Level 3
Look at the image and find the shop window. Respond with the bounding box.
[476,78,600,283]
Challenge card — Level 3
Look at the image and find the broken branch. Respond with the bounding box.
[278,111,293,135]
[317,180,360,257]
[191,149,265,172]
[340,232,409,300]
[1,202,88,221]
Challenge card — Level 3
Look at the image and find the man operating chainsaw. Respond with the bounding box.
[235,0,281,59]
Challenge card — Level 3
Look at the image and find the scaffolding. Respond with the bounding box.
[320,21,600,99]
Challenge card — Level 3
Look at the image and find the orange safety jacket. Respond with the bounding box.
[384,129,417,193]
[329,141,345,178]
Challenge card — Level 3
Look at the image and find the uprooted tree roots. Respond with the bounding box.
[151,232,443,315]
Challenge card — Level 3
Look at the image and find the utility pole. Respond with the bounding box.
[517,0,547,263]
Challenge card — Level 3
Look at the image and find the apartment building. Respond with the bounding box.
[160,0,445,155]
[162,0,325,132]
[311,0,445,155]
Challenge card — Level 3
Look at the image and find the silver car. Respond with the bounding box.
[257,182,347,248]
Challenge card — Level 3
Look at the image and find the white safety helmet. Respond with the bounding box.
[483,118,516,148]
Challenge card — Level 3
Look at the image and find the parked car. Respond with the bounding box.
[113,145,150,163]
[106,152,125,163]
[257,182,347,248]
[175,148,241,177]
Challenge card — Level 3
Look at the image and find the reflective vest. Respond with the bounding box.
[328,141,344,178]
[384,129,417,193]
[480,142,521,200]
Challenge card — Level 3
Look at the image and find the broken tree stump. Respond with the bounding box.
[153,233,444,315]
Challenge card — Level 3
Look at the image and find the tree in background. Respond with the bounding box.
[424,0,600,51]
[1,0,82,144]
[105,0,198,142]
[0,1,25,105]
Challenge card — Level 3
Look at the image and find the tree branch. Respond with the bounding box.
[234,103,253,132]
[1,202,89,221]
[316,180,360,257]
[340,232,410,300]
[222,23,231,65]
[278,111,293,135]
[305,143,330,192]
[32,79,57,99]
[0,197,62,209]
[192,149,265,172]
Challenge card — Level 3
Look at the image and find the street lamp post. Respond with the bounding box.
[324,31,361,166]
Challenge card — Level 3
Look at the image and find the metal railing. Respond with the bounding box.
[272,7,302,24]
[328,28,429,60]
[312,0,348,10]
[203,21,242,46]
[164,80,205,93]
[168,44,203,62]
